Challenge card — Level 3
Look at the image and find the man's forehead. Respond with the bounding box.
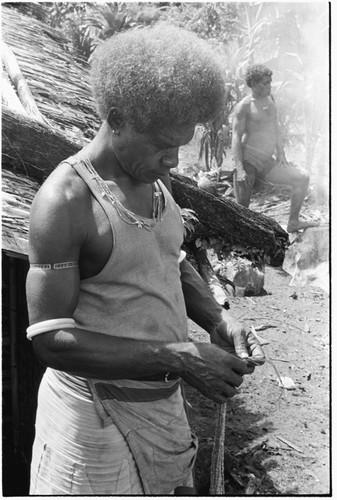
[151,125,195,144]
[260,75,272,83]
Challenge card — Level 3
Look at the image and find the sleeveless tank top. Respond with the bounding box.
[65,154,188,343]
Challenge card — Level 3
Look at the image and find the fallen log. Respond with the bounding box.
[171,173,288,265]
[2,107,289,265]
[167,171,288,264]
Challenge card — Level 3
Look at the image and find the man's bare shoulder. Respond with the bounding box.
[35,160,89,207]
[234,95,252,116]
[29,159,92,252]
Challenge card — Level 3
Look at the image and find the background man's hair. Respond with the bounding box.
[245,64,273,88]
[90,23,225,132]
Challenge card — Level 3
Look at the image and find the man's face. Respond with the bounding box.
[114,123,196,183]
[252,75,272,98]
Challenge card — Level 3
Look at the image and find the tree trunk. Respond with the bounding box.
[2,107,288,264]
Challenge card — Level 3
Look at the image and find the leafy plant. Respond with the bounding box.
[43,2,163,61]
[79,3,141,59]
[180,208,198,240]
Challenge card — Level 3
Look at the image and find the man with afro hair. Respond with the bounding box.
[26,24,264,495]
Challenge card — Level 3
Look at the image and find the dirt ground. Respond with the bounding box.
[186,263,330,495]
[178,137,331,495]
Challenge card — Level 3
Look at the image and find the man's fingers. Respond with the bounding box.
[204,384,238,403]
[245,356,265,367]
[233,329,250,359]
[247,330,266,357]
[183,370,241,402]
[249,342,266,360]
[234,329,266,367]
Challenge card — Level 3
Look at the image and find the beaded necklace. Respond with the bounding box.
[79,154,163,229]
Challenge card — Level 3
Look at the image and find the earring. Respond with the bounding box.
[112,129,120,136]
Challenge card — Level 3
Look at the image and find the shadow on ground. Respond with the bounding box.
[185,384,300,495]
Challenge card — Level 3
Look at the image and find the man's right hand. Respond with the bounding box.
[178,342,254,404]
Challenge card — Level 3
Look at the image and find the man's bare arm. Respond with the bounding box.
[179,258,223,332]
[180,258,265,362]
[273,106,287,164]
[231,101,247,173]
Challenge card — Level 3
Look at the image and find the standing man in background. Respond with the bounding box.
[232,64,318,233]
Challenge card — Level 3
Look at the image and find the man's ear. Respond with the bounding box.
[107,107,124,131]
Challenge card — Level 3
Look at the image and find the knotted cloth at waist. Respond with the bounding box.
[88,377,197,495]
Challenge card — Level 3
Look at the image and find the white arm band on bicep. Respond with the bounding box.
[178,250,186,264]
[26,318,76,340]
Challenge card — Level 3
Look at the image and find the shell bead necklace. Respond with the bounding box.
[79,154,163,229]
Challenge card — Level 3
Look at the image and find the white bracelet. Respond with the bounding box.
[26,318,76,340]
[178,250,186,264]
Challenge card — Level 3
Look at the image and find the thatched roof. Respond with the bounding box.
[1,4,100,144]
[2,169,39,257]
[1,4,100,257]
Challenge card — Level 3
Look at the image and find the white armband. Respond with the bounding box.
[26,318,76,340]
[178,250,186,264]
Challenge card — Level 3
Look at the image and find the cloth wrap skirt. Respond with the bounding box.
[30,368,197,495]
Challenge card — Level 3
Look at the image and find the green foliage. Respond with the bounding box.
[42,2,163,61]
[43,3,95,60]
[159,3,242,42]
[180,208,198,240]
[198,121,228,173]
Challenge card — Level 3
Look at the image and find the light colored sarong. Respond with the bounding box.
[29,368,144,495]
[30,369,196,495]
[88,377,197,494]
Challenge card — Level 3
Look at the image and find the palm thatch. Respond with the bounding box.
[2,169,39,256]
[1,4,99,143]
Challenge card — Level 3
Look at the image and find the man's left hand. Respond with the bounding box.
[209,310,265,365]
